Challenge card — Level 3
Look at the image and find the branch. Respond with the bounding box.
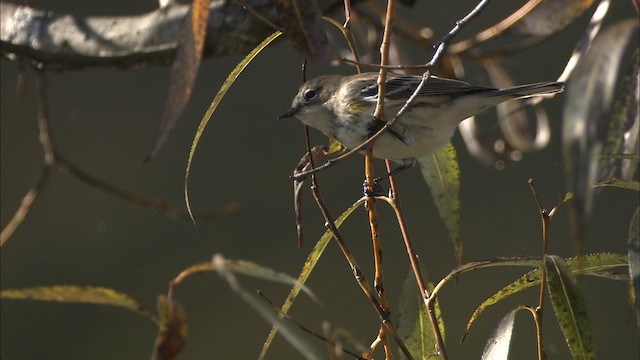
[0,0,341,70]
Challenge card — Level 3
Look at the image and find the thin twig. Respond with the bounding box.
[2,71,55,246]
[342,0,353,28]
[34,71,55,164]
[448,0,544,55]
[518,305,545,360]
[3,67,237,246]
[364,150,392,358]
[55,155,238,220]
[365,0,396,357]
[0,166,52,246]
[337,57,429,70]
[256,291,366,360]
[322,17,362,73]
[527,179,548,360]
[366,1,435,50]
[309,185,414,359]
[373,0,394,119]
[234,0,281,32]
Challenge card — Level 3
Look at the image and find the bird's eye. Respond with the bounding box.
[303,89,318,101]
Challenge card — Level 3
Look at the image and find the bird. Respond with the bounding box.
[279,73,564,165]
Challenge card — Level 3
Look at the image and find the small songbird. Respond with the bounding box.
[279,73,564,165]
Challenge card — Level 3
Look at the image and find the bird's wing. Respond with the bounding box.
[360,75,491,100]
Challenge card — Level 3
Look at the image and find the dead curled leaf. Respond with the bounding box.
[152,295,188,360]
[275,0,330,61]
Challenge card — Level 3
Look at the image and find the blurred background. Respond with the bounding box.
[1,1,638,359]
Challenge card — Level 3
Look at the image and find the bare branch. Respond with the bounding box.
[0,166,51,246]
[0,0,342,70]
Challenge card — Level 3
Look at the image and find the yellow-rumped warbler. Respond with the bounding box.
[279,73,564,164]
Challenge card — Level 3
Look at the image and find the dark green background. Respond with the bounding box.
[1,1,638,359]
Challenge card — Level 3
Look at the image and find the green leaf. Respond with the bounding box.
[628,207,640,330]
[1,285,156,323]
[259,199,364,360]
[398,265,443,359]
[417,143,462,265]
[432,256,542,306]
[184,30,283,222]
[545,255,595,360]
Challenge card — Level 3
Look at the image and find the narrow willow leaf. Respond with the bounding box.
[398,265,444,359]
[170,257,316,301]
[152,295,187,360]
[417,143,462,264]
[213,255,323,360]
[510,0,596,36]
[147,0,212,160]
[628,208,640,330]
[545,255,595,360]
[555,178,639,208]
[601,154,640,160]
[1,285,156,323]
[562,20,639,243]
[432,256,542,301]
[184,30,283,222]
[601,49,640,180]
[481,309,517,360]
[259,199,364,360]
[464,253,626,337]
[595,179,640,191]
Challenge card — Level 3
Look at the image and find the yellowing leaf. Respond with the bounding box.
[185,31,283,221]
[1,285,156,322]
[170,257,317,301]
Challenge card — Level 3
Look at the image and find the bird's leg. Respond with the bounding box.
[363,179,385,197]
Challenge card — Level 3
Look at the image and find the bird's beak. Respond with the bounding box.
[278,107,299,119]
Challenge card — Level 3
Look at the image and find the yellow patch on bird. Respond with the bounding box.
[345,101,368,118]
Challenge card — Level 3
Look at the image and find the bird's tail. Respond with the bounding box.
[497,82,565,99]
